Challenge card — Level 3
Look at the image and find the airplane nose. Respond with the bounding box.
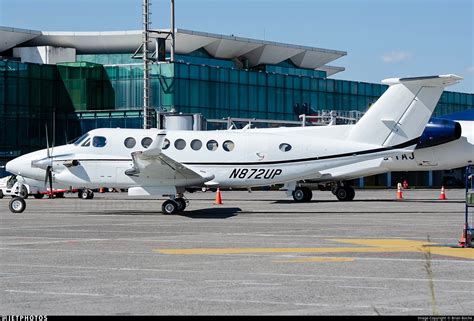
[5,159,19,175]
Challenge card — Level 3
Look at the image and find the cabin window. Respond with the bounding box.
[141,137,153,148]
[175,139,186,150]
[191,139,202,151]
[162,138,170,150]
[73,133,89,145]
[92,136,107,148]
[279,143,292,152]
[81,138,91,147]
[124,137,136,148]
[207,140,218,151]
[223,140,235,152]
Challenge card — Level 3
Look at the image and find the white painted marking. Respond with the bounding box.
[240,282,281,286]
[337,285,389,290]
[438,290,474,293]
[1,263,473,285]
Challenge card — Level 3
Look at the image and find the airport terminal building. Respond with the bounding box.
[1,26,473,187]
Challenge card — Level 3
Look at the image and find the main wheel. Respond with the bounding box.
[87,191,94,199]
[335,186,354,201]
[0,189,3,199]
[175,198,187,211]
[347,187,355,201]
[292,187,312,202]
[162,200,178,215]
[9,197,26,213]
[80,189,90,199]
[33,193,45,199]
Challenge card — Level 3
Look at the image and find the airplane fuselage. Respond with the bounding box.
[7,125,419,193]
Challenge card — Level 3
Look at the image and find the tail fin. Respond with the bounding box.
[348,74,462,147]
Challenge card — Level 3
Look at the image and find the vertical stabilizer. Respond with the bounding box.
[348,75,462,147]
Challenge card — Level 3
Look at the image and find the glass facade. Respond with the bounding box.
[1,56,473,170]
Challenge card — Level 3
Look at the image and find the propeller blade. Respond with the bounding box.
[48,169,53,199]
[45,124,50,159]
[44,166,51,187]
[52,109,55,156]
[43,165,54,198]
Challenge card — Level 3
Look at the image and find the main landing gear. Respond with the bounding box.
[332,185,355,202]
[78,189,94,200]
[292,186,313,202]
[161,195,188,215]
[291,183,355,202]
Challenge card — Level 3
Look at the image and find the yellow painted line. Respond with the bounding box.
[153,238,474,260]
[273,257,355,263]
[154,247,404,255]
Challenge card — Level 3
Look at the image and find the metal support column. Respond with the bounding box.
[170,0,175,62]
[142,0,151,129]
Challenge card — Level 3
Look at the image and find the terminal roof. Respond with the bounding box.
[0,26,346,75]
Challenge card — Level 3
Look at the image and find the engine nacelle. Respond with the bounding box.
[417,118,462,149]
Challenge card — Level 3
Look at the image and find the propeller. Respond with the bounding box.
[44,124,54,199]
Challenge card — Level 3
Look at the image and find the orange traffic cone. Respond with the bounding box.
[396,183,403,199]
[99,187,106,193]
[457,224,472,247]
[438,186,446,200]
[215,188,222,205]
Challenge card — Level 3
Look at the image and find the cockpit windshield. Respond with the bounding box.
[73,133,89,146]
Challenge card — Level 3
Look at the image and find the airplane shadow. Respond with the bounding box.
[178,207,242,219]
[74,207,242,219]
[272,199,463,204]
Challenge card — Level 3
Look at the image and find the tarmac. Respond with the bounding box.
[0,188,473,315]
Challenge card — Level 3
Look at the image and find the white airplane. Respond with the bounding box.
[286,117,473,202]
[5,74,462,214]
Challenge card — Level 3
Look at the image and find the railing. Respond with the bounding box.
[208,110,365,130]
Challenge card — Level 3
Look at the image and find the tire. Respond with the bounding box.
[55,192,65,198]
[175,198,186,211]
[0,190,3,199]
[292,187,312,202]
[162,200,178,215]
[87,191,94,199]
[303,187,313,202]
[335,187,354,202]
[347,187,355,201]
[9,197,26,214]
[80,190,89,199]
[33,193,45,199]
[19,185,29,199]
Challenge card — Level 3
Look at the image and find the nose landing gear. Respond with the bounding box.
[9,197,26,214]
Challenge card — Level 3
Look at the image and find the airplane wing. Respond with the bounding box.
[316,158,388,182]
[125,132,214,185]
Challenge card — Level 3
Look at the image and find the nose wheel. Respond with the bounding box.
[9,197,26,214]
